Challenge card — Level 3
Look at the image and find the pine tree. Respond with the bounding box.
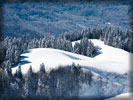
[40,63,45,73]
[24,66,38,99]
[36,63,49,99]
[88,70,93,85]
[73,42,81,54]
[16,66,23,80]
[2,60,13,99]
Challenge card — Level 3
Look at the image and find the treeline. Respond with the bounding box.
[100,27,132,52]
[3,27,131,67]
[0,63,94,100]
[4,35,99,66]
[61,27,132,52]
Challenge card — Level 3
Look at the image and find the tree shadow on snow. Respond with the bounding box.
[20,55,29,61]
[12,60,31,68]
[19,60,31,65]
[12,54,31,68]
[96,51,102,56]
[22,50,31,54]
[62,53,81,60]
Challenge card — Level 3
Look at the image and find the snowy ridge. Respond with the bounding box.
[12,39,130,74]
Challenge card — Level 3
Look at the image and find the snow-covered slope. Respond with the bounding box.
[106,92,132,100]
[12,39,130,74]
[11,39,130,99]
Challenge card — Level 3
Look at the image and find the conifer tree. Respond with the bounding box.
[36,63,49,99]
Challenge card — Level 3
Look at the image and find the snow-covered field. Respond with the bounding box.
[12,39,130,74]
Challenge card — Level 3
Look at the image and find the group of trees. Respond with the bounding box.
[61,27,132,52]
[60,28,101,42]
[3,35,99,67]
[100,27,132,52]
[0,63,93,100]
[74,38,100,57]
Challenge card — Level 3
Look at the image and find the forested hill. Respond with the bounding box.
[0,26,131,100]
[3,3,130,37]
[0,2,132,100]
[0,30,131,100]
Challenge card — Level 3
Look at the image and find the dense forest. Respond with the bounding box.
[0,27,132,100]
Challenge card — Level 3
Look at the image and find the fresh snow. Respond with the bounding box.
[12,39,130,74]
[106,92,132,100]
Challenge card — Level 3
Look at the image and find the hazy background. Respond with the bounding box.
[3,2,130,37]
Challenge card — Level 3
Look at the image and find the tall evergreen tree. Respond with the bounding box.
[36,63,49,99]
[24,66,38,99]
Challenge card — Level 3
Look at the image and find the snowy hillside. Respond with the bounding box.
[12,39,130,74]
[106,92,132,100]
[1,2,131,100]
[10,39,130,99]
